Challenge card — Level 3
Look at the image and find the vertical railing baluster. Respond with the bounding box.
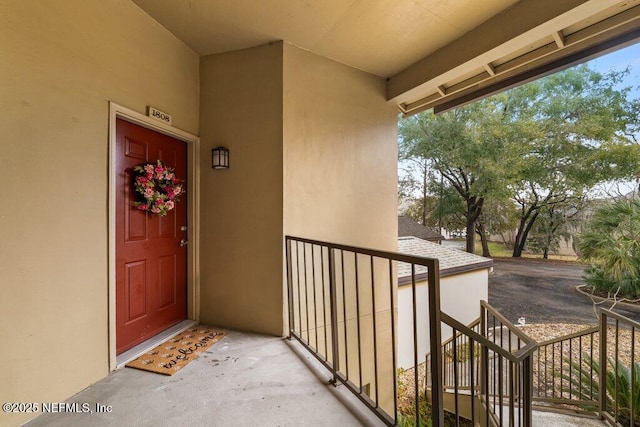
[296,241,303,339]
[470,336,476,425]
[552,342,556,399]
[340,250,349,381]
[354,253,363,391]
[286,237,294,339]
[328,245,339,384]
[590,333,594,401]
[509,361,515,427]
[631,326,636,427]
[544,346,548,399]
[428,259,444,427]
[370,256,379,406]
[523,354,532,427]
[569,338,573,400]
[411,264,419,426]
[321,247,328,359]
[615,319,620,423]
[498,356,503,427]
[453,327,460,426]
[303,243,310,344]
[388,259,398,425]
[311,244,318,352]
[599,310,607,420]
[484,346,490,427]
[578,335,583,402]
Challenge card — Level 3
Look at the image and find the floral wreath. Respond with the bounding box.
[131,160,183,216]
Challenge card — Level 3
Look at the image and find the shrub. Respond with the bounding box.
[578,198,640,298]
[561,352,640,426]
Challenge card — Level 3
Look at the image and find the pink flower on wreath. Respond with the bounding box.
[132,160,181,216]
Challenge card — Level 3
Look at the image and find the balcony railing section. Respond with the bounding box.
[425,302,535,427]
[286,236,640,427]
[285,235,444,426]
[531,325,600,412]
[599,308,640,427]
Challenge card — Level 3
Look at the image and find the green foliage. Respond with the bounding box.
[561,352,640,426]
[578,198,640,298]
[399,94,521,251]
[397,396,433,427]
[527,200,581,258]
[399,63,640,257]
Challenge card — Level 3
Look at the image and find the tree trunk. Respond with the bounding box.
[513,210,540,257]
[465,196,484,253]
[477,222,491,257]
[543,248,549,259]
[465,217,475,253]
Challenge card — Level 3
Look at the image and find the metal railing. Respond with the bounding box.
[531,326,599,411]
[424,302,535,427]
[435,318,481,391]
[600,308,640,427]
[285,235,444,426]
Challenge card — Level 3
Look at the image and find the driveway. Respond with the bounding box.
[488,258,640,325]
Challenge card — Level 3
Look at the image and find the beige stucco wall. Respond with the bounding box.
[199,42,398,340]
[283,43,399,415]
[0,1,199,425]
[397,269,489,369]
[199,43,284,335]
[282,43,399,250]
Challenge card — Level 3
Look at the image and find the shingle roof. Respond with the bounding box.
[398,216,444,241]
[397,236,493,283]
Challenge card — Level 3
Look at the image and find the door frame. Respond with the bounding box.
[108,101,200,371]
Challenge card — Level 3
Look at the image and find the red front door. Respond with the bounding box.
[115,118,188,354]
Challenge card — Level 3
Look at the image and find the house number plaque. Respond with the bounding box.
[147,106,172,125]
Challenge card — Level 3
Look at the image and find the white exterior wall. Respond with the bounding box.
[397,269,489,369]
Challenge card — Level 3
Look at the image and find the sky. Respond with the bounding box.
[587,42,640,97]
[586,42,640,197]
[399,41,640,200]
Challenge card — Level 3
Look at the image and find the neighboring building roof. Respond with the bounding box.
[398,216,444,241]
[397,236,493,284]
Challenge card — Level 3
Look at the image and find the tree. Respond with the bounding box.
[477,198,520,255]
[578,198,640,298]
[526,198,582,259]
[509,66,640,257]
[399,97,517,253]
[399,65,640,257]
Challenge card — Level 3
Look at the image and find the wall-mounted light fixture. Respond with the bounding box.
[211,146,229,169]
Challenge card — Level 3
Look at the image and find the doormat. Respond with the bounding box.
[126,327,225,375]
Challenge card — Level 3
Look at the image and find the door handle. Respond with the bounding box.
[180,239,188,247]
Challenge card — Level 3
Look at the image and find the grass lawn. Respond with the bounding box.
[470,240,579,262]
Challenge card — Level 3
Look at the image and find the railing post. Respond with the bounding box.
[285,237,294,340]
[522,353,533,427]
[328,246,340,385]
[599,309,607,420]
[428,259,444,427]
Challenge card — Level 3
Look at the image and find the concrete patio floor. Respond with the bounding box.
[26,330,384,427]
[23,328,606,427]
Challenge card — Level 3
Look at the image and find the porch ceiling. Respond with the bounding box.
[132,0,640,113]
